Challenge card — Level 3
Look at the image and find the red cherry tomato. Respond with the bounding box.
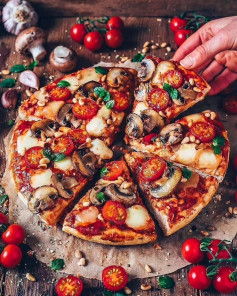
[2,224,25,245]
[206,239,231,260]
[222,95,237,114]
[112,91,129,111]
[174,29,193,47]
[213,266,237,294]
[84,31,104,51]
[106,17,124,31]
[69,129,88,145]
[143,133,158,145]
[234,155,237,171]
[170,16,188,33]
[190,121,216,142]
[70,23,87,43]
[102,161,124,181]
[51,136,75,156]
[139,156,166,182]
[181,238,204,264]
[56,275,84,296]
[25,146,44,169]
[188,265,212,290]
[72,99,99,120]
[102,201,127,225]
[105,29,124,49]
[102,265,128,291]
[49,87,71,101]
[148,88,170,111]
[1,244,22,268]
[163,70,184,89]
[0,212,8,225]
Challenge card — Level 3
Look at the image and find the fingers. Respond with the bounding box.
[202,60,224,82]
[208,69,237,95]
[214,50,237,72]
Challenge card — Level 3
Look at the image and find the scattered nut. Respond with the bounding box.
[154,243,162,250]
[181,177,187,183]
[158,110,166,117]
[39,158,50,164]
[145,264,152,273]
[141,284,152,291]
[189,78,194,86]
[233,207,237,215]
[38,163,47,169]
[55,131,63,138]
[151,45,158,49]
[210,112,216,120]
[160,42,167,48]
[143,41,150,48]
[25,89,32,96]
[204,112,211,117]
[2,69,10,75]
[79,98,84,105]
[124,286,132,294]
[121,56,128,62]
[107,119,112,125]
[75,250,83,259]
[193,87,202,93]
[78,257,86,266]
[200,230,209,237]
[142,47,149,54]
[228,207,233,214]
[98,213,104,221]
[166,46,171,52]
[189,135,195,142]
[195,139,200,144]
[72,98,78,104]
[26,273,36,282]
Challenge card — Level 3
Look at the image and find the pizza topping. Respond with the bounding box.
[56,275,83,296]
[191,121,215,142]
[102,265,128,292]
[29,186,58,213]
[151,61,175,86]
[106,68,129,87]
[178,81,197,101]
[56,104,73,126]
[49,87,71,101]
[17,129,41,156]
[150,167,182,198]
[51,136,75,155]
[175,143,197,165]
[160,123,183,145]
[72,150,96,177]
[104,183,137,207]
[133,101,148,115]
[72,99,99,120]
[102,200,127,225]
[134,83,148,102]
[102,161,124,181]
[125,205,150,230]
[42,100,65,120]
[112,91,130,111]
[81,81,101,99]
[148,88,170,111]
[163,70,184,89]
[143,132,158,144]
[52,173,74,199]
[59,76,80,93]
[31,119,58,138]
[69,129,88,145]
[90,139,113,159]
[75,206,99,226]
[125,113,143,138]
[25,146,44,169]
[140,109,164,133]
[89,184,107,205]
[138,58,156,82]
[30,169,53,189]
[140,156,166,182]
[86,116,107,137]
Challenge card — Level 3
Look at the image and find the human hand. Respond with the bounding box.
[173,16,237,95]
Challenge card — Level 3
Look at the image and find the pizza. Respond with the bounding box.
[125,110,230,182]
[124,152,219,236]
[63,159,157,245]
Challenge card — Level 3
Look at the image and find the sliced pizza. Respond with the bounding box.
[125,110,229,182]
[124,152,219,236]
[63,159,157,245]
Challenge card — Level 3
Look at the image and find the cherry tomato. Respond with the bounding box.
[72,99,98,120]
[148,88,170,111]
[206,239,231,260]
[2,224,25,245]
[51,136,75,156]
[102,265,128,291]
[25,146,44,169]
[213,267,237,294]
[174,29,193,47]
[102,201,127,225]
[102,161,124,181]
[191,121,216,142]
[106,17,124,31]
[170,16,188,33]
[56,275,84,296]
[49,87,71,101]
[143,133,158,145]
[164,70,184,89]
[234,155,237,171]
[181,238,204,264]
[70,23,87,43]
[84,31,103,51]
[1,244,22,268]
[222,95,237,114]
[112,92,129,111]
[139,156,166,182]
[0,212,8,225]
[69,129,88,145]
[105,29,124,49]
[188,265,212,290]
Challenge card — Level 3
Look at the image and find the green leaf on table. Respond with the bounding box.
[0,194,8,204]
[163,83,179,100]
[10,64,26,73]
[106,100,115,109]
[27,60,39,70]
[50,258,65,271]
[57,80,70,88]
[158,275,175,289]
[95,66,109,75]
[100,167,109,178]
[182,167,192,180]
[132,53,145,62]
[0,78,16,88]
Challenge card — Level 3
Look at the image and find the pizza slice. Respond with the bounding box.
[63,159,157,245]
[124,152,219,236]
[125,111,229,182]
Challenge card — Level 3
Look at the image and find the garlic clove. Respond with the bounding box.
[1,89,18,109]
[19,70,40,89]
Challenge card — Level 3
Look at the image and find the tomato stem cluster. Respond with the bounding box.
[77,16,110,34]
[180,11,209,30]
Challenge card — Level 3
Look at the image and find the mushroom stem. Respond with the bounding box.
[29,44,46,61]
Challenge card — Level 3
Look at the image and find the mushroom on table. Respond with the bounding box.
[49,46,78,72]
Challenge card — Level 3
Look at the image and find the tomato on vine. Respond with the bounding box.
[206,239,231,261]
[174,29,193,47]
[105,29,124,48]
[70,23,87,43]
[170,16,188,33]
[213,267,237,294]
[181,238,204,264]
[106,16,124,31]
[188,265,212,290]
[84,31,104,51]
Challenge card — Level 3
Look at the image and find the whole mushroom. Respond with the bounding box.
[2,0,38,35]
[49,46,77,72]
[15,27,47,61]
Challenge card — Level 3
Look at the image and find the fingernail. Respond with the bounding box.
[180,56,193,68]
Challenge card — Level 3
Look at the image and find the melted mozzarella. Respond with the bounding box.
[79,68,102,86]
[30,169,52,189]
[183,113,203,125]
[61,76,80,93]
[198,149,219,169]
[175,143,197,165]
[17,130,40,156]
[86,116,107,137]
[42,101,64,120]
[54,156,74,171]
[133,102,148,115]
[177,172,200,190]
[90,139,113,159]
[97,105,111,120]
[152,61,175,85]
[75,206,99,226]
[125,205,150,230]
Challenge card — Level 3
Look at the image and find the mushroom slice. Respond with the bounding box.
[138,58,156,82]
[82,81,101,99]
[134,83,148,102]
[106,68,129,87]
[31,119,58,138]
[61,177,78,189]
[160,123,183,145]
[89,184,106,205]
[52,174,73,199]
[104,183,138,207]
[72,150,94,177]
[178,81,197,101]
[150,167,182,198]
[29,186,58,213]
[125,113,143,138]
[81,152,97,171]
[140,109,164,133]
[56,104,73,126]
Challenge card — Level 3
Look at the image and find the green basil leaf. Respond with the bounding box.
[0,224,7,233]
[212,145,222,155]
[103,91,111,102]
[0,195,8,204]
[57,80,70,88]
[163,83,179,99]
[103,291,114,296]
[182,167,192,179]
[10,64,26,73]
[94,87,107,98]
[97,192,107,203]
[53,153,66,162]
[100,167,109,178]
[7,119,15,127]
[0,78,16,88]
[132,53,145,62]
[27,60,38,70]
[213,136,226,147]
[115,293,126,296]
[50,258,65,270]
[95,66,109,75]
[43,149,53,161]
[106,100,115,109]
[158,275,175,289]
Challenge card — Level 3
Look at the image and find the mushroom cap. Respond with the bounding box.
[49,46,77,73]
[15,26,46,54]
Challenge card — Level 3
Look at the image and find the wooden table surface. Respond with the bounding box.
[0,1,237,295]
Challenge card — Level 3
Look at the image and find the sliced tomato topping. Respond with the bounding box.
[51,136,75,155]
[102,265,128,292]
[25,146,44,169]
[72,99,99,120]
[102,201,127,225]
[55,275,83,296]
[45,78,62,92]
[139,156,166,182]
[191,121,216,142]
[102,161,124,181]
[69,129,88,145]
[112,91,130,111]
[76,221,104,236]
[143,133,158,145]
[49,87,71,101]
[148,88,170,111]
[163,70,184,88]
